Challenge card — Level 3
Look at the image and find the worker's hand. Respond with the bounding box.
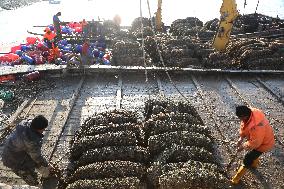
[48,163,55,172]
[37,166,50,178]
[236,137,244,147]
[236,140,242,147]
[237,144,245,152]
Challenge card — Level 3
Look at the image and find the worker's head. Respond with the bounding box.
[236,105,251,122]
[31,115,48,133]
[44,27,51,33]
[56,12,61,16]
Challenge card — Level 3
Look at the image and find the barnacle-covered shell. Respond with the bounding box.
[66,177,145,189]
[76,146,149,167]
[153,145,216,165]
[71,131,138,160]
[148,131,213,155]
[69,161,146,183]
[158,166,229,189]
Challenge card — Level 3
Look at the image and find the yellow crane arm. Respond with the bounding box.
[212,0,239,51]
[156,0,162,31]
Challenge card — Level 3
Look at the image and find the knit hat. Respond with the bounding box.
[44,27,51,32]
[236,105,251,117]
[31,115,48,130]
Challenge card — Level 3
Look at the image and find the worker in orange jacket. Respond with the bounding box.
[43,27,57,49]
[231,105,275,184]
[81,19,89,38]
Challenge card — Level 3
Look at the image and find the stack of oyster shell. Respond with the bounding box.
[207,38,284,69]
[131,17,152,32]
[112,40,151,66]
[66,99,230,188]
[107,15,283,70]
[132,26,155,39]
[144,34,203,67]
[102,20,120,37]
[130,17,165,39]
[170,17,216,40]
[144,99,229,189]
[67,109,148,189]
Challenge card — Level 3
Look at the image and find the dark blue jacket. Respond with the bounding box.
[53,15,61,25]
[2,120,48,170]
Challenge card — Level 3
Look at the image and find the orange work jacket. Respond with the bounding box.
[240,108,275,152]
[43,31,56,41]
[81,20,88,29]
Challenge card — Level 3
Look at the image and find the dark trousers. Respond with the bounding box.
[11,157,39,186]
[54,24,62,39]
[45,40,53,49]
[243,149,263,168]
[13,168,39,186]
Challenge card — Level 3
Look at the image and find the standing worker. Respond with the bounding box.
[43,27,57,49]
[2,115,55,187]
[53,12,62,40]
[113,14,121,30]
[81,39,93,66]
[90,19,98,38]
[231,105,275,184]
[81,19,89,38]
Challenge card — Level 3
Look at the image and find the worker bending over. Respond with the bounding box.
[2,115,55,186]
[231,105,275,184]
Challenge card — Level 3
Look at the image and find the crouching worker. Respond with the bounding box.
[231,105,275,184]
[2,115,55,187]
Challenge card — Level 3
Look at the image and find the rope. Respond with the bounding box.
[191,75,233,155]
[144,1,237,161]
[193,11,199,40]
[143,1,241,161]
[143,3,234,156]
[140,0,148,83]
[139,0,156,110]
[255,0,260,13]
[145,0,192,104]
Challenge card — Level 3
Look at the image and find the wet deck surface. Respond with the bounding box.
[0,72,283,188]
[2,64,284,77]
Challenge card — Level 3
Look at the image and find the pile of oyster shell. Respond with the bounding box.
[107,15,283,70]
[112,39,151,66]
[102,20,120,37]
[110,17,154,67]
[144,34,205,67]
[67,109,148,189]
[233,13,284,34]
[131,17,152,32]
[170,17,216,40]
[206,38,284,70]
[66,99,229,188]
[143,99,229,189]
